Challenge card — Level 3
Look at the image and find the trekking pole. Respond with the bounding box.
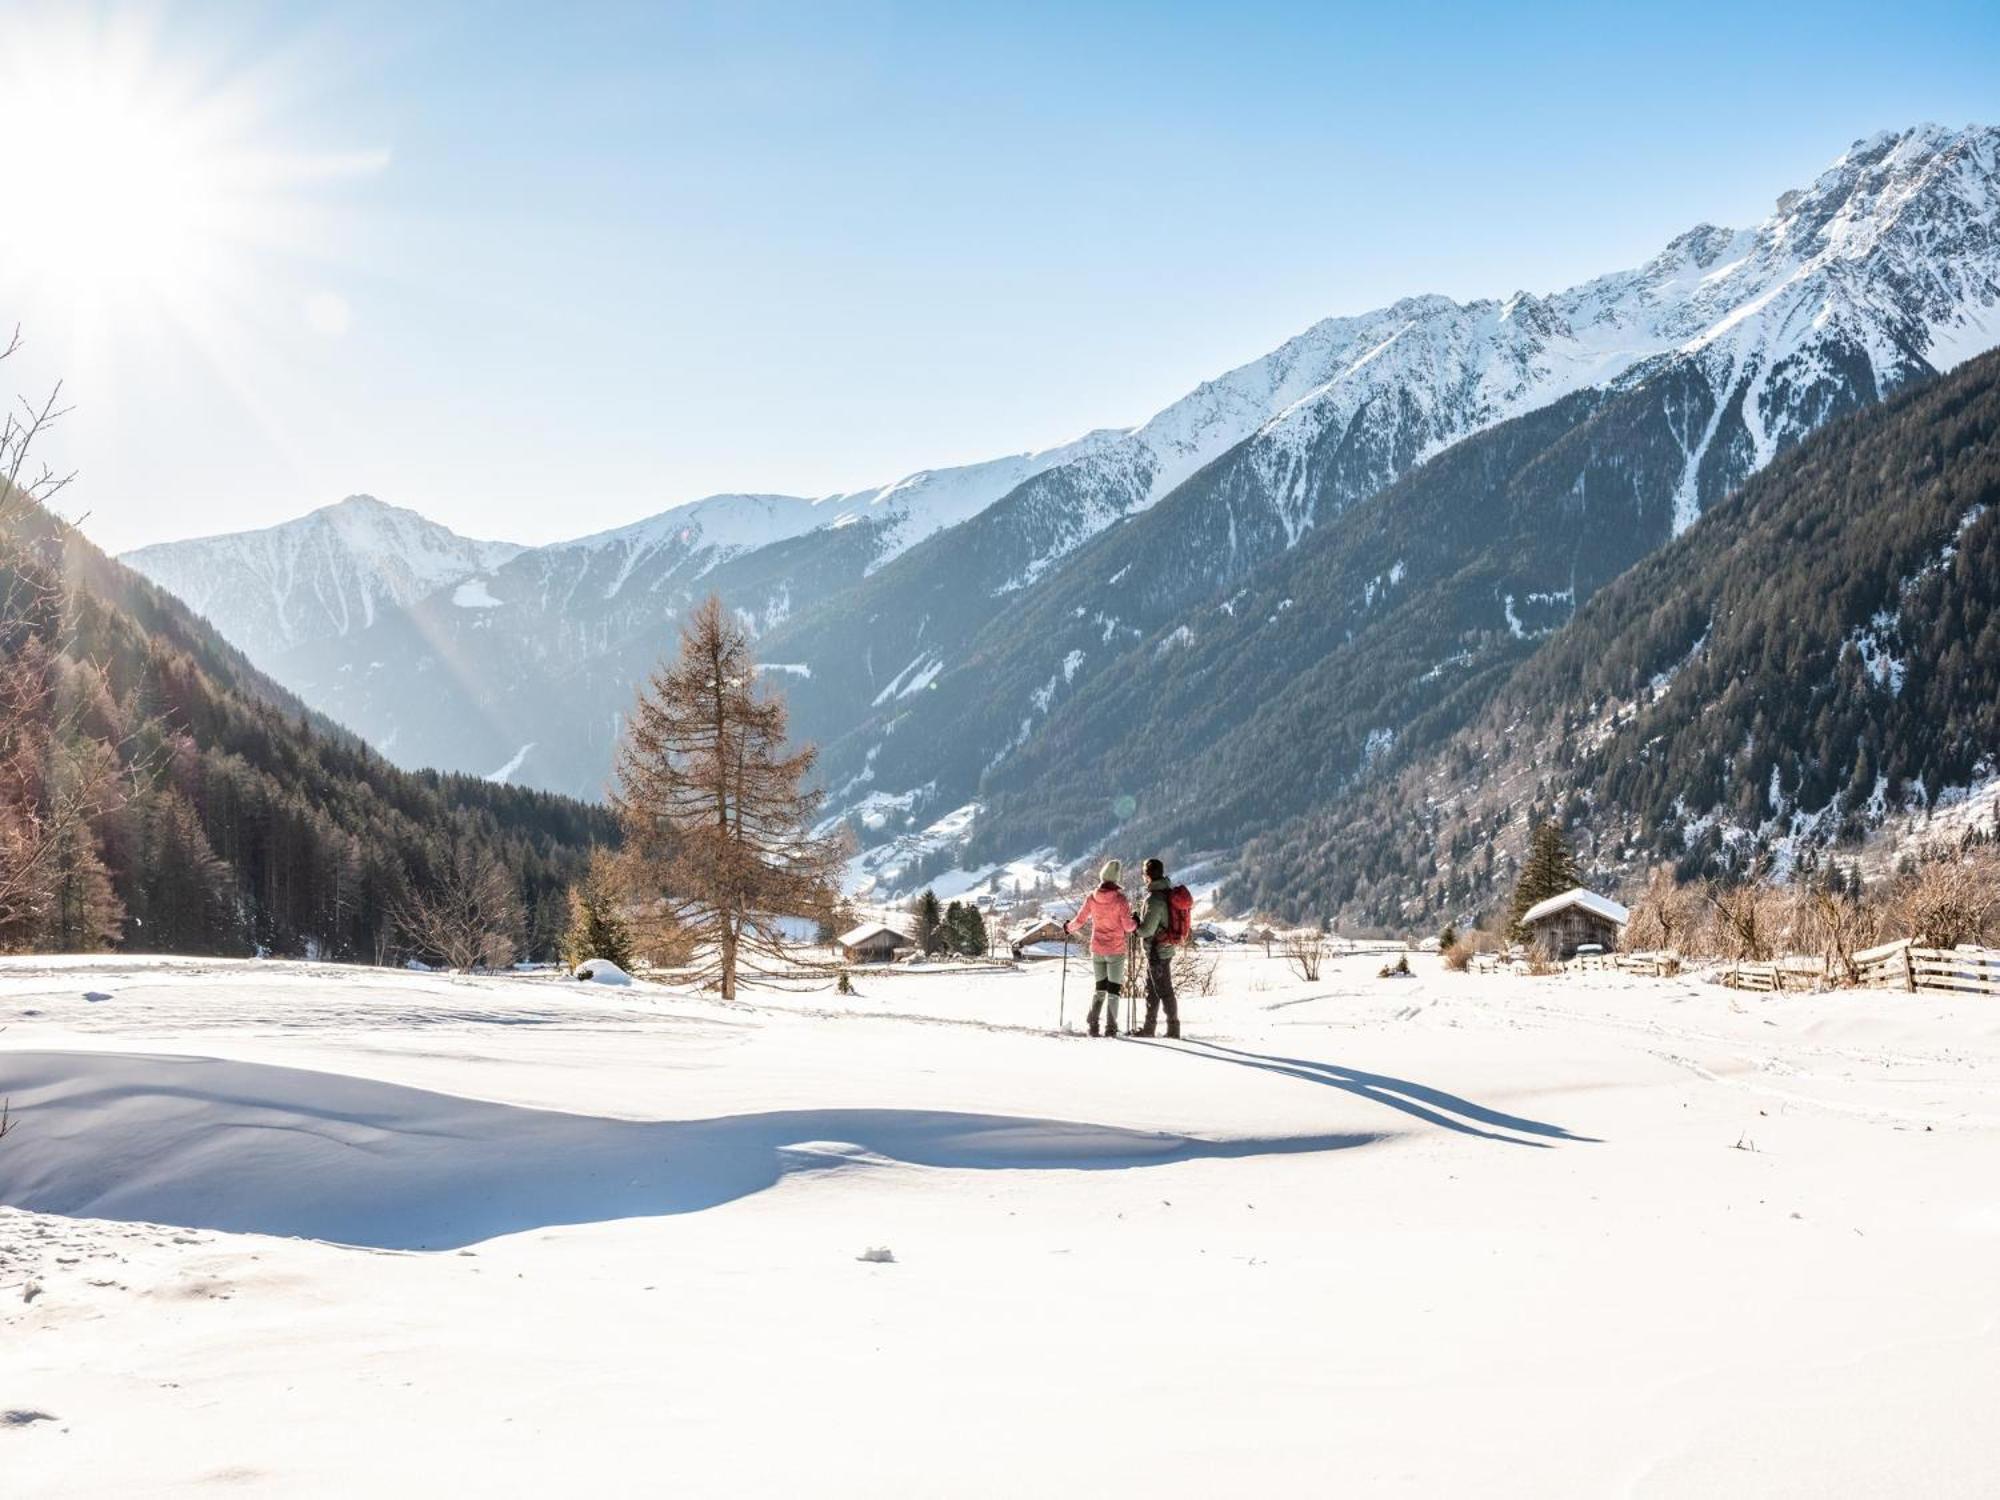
[1125,927,1140,1035]
[1057,899,1080,1033]
[1058,928,1070,1032]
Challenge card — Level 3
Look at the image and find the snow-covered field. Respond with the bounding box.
[3,949,1997,1496]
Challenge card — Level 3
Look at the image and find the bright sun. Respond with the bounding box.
[0,15,371,334]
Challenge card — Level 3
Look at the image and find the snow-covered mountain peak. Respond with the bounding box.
[121,496,526,669]
[534,431,1138,598]
[573,493,821,554]
[1096,123,2000,553]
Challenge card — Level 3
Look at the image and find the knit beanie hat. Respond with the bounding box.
[1099,859,1122,887]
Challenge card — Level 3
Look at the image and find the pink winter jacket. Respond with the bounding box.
[1067,885,1136,957]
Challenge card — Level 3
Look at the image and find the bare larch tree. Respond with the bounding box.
[614,595,843,998]
[0,325,86,941]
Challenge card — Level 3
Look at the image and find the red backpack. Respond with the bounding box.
[1162,884,1195,945]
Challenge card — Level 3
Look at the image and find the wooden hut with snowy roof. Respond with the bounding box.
[1519,888,1629,960]
[837,922,914,965]
[1009,917,1070,959]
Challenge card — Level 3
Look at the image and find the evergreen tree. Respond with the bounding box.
[1508,821,1583,938]
[39,806,123,950]
[129,791,235,953]
[612,596,842,998]
[949,902,989,957]
[912,888,944,955]
[561,847,635,970]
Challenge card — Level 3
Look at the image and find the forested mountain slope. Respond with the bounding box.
[3,496,612,958]
[789,124,2000,876]
[1233,347,2000,927]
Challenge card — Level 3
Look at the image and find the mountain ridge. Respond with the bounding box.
[115,125,2000,896]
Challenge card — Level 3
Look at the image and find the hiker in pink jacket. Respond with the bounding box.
[1066,859,1137,1037]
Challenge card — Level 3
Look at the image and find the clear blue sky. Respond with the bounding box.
[5,0,1996,552]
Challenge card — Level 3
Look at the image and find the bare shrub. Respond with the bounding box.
[1790,875,1882,985]
[1892,849,2000,950]
[1625,866,1697,954]
[1701,881,1784,962]
[1442,942,1473,972]
[1282,930,1326,981]
[1171,940,1219,998]
[398,839,526,971]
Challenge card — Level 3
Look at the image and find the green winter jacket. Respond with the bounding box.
[1137,877,1173,944]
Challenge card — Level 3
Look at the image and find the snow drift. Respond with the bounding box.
[0,1050,1377,1250]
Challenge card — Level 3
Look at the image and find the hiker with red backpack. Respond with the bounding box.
[1134,857,1194,1038]
[1066,860,1137,1037]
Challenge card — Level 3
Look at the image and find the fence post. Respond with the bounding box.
[1900,942,1916,993]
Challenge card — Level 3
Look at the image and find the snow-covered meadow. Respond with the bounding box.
[3,948,1997,1496]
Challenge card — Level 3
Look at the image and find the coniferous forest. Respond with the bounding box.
[0,491,614,960]
[1233,348,2000,927]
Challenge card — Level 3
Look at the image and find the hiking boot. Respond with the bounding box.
[1166,1020,1182,1040]
[1102,1020,1119,1037]
[1133,1023,1157,1038]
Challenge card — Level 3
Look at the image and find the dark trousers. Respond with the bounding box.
[1142,941,1178,1030]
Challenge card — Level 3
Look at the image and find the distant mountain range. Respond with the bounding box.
[122,124,2000,907]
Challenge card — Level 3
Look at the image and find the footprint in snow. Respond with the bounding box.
[3,1409,58,1427]
[83,992,113,1003]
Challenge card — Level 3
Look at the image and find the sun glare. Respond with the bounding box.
[0,15,376,338]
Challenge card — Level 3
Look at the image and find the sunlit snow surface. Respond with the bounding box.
[3,950,1998,1495]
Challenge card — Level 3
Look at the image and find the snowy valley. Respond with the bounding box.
[12,8,2000,1495]
[6,949,1999,1496]
[121,126,2000,897]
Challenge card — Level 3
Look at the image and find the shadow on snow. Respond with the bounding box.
[0,1050,1380,1252]
[1132,1039,1600,1147]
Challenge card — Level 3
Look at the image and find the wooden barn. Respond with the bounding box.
[1519,888,1629,960]
[1008,918,1070,959]
[836,922,914,964]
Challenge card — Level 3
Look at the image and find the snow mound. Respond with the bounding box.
[573,958,634,985]
[0,1051,1373,1251]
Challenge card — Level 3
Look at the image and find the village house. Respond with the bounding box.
[836,922,915,965]
[1519,887,1629,960]
[1008,918,1070,959]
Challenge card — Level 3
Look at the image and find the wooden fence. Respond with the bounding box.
[1613,951,1681,978]
[1854,939,2000,997]
[1476,938,1997,996]
[1718,957,1827,992]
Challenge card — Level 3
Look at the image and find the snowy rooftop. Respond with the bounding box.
[1519,887,1630,928]
[837,922,912,949]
